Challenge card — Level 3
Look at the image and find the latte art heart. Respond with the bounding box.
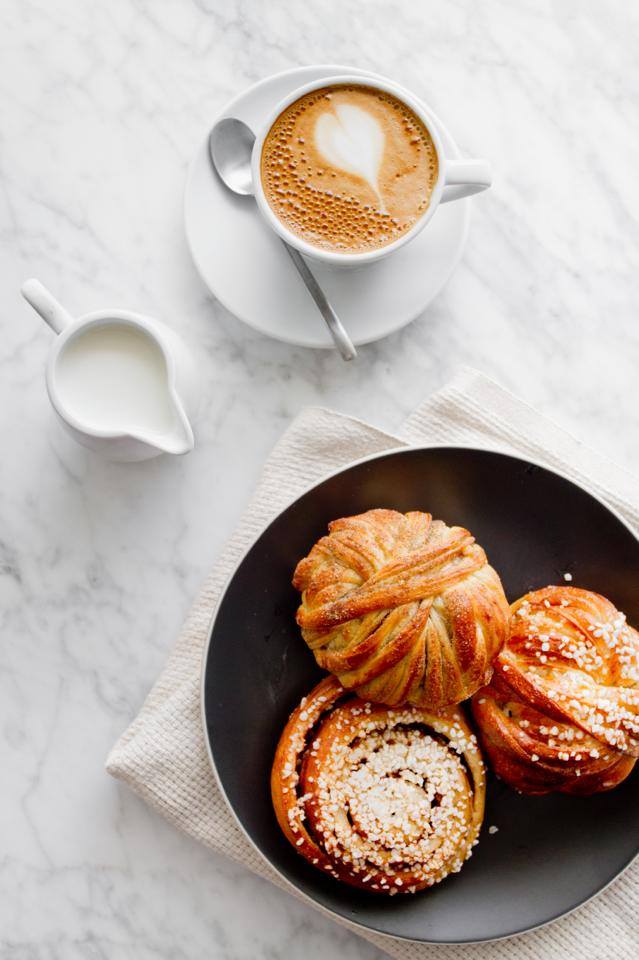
[314,104,386,209]
[261,84,438,254]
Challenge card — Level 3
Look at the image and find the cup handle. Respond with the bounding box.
[440,159,492,204]
[21,279,74,334]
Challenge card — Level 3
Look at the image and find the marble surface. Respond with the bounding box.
[1,1,638,957]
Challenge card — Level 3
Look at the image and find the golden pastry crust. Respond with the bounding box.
[472,586,639,795]
[293,509,510,709]
[271,676,485,893]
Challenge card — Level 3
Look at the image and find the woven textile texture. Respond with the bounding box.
[107,368,639,960]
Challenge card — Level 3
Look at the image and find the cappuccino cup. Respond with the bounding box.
[251,74,491,267]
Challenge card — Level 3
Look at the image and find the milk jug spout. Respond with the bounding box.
[150,391,195,457]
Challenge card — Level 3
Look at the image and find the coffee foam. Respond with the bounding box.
[314,103,385,207]
[261,84,438,254]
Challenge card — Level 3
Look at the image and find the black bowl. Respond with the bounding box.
[202,447,639,943]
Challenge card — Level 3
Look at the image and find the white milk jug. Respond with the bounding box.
[22,279,200,462]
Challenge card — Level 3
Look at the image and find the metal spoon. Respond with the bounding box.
[208,117,357,361]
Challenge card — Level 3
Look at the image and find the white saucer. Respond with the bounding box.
[184,65,470,349]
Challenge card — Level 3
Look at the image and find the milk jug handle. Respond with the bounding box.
[21,279,74,334]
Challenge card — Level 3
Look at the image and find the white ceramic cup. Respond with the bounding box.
[251,74,492,267]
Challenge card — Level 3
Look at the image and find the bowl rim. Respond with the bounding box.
[200,442,639,944]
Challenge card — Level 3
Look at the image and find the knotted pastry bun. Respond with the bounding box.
[293,509,509,710]
[271,676,485,893]
[472,586,639,795]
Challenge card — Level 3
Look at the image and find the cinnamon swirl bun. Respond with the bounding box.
[293,509,509,710]
[472,586,639,795]
[271,676,485,893]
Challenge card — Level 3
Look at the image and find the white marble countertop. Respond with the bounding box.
[2,1,638,957]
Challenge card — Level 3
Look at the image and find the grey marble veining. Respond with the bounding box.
[1,1,638,957]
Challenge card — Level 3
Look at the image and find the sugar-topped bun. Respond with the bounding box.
[472,586,639,795]
[271,676,485,893]
[293,509,510,710]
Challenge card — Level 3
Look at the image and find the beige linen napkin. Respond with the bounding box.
[107,367,639,960]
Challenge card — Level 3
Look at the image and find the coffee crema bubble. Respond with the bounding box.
[260,84,439,254]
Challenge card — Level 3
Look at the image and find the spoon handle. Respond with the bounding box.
[282,242,357,361]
